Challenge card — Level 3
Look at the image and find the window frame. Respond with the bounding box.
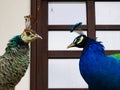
[30,0,120,90]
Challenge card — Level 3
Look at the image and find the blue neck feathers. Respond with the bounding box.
[82,39,105,56]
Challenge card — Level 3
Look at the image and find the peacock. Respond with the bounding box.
[67,23,120,90]
[0,15,42,90]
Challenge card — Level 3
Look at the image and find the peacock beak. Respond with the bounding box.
[67,43,75,48]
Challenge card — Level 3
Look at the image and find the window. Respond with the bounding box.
[48,2,87,89]
[31,0,120,90]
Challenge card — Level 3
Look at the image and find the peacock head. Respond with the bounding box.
[21,29,42,43]
[67,34,88,48]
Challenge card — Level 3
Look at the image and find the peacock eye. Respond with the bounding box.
[73,39,77,43]
[26,32,31,36]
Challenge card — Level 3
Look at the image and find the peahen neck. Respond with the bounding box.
[7,35,28,47]
[1,35,30,88]
[5,35,29,53]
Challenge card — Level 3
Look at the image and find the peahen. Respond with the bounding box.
[0,15,42,90]
[67,23,120,90]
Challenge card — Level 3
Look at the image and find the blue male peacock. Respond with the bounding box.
[0,15,42,90]
[67,23,120,90]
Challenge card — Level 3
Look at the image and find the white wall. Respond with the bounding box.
[0,0,30,90]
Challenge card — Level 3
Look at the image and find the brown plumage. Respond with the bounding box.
[0,15,42,90]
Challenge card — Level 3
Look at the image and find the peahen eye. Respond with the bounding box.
[26,32,31,36]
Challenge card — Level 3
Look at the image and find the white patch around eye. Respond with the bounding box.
[77,36,84,44]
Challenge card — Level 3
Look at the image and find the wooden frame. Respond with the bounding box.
[31,0,120,90]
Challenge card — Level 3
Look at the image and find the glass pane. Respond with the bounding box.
[48,31,87,51]
[96,31,120,50]
[48,59,88,88]
[95,2,120,25]
[48,2,86,25]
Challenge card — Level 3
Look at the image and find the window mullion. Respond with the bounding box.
[86,1,96,38]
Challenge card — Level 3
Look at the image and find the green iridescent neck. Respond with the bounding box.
[7,35,28,47]
[5,35,29,53]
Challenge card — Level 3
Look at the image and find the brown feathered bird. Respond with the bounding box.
[0,15,42,90]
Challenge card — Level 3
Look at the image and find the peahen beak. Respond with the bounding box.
[35,34,43,39]
[67,43,75,48]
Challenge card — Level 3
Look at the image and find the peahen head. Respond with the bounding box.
[21,29,42,43]
[67,34,90,48]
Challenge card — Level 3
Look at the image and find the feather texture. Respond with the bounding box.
[0,15,41,90]
[0,35,29,90]
[108,54,120,61]
[80,39,120,90]
[80,40,120,90]
[68,34,120,90]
